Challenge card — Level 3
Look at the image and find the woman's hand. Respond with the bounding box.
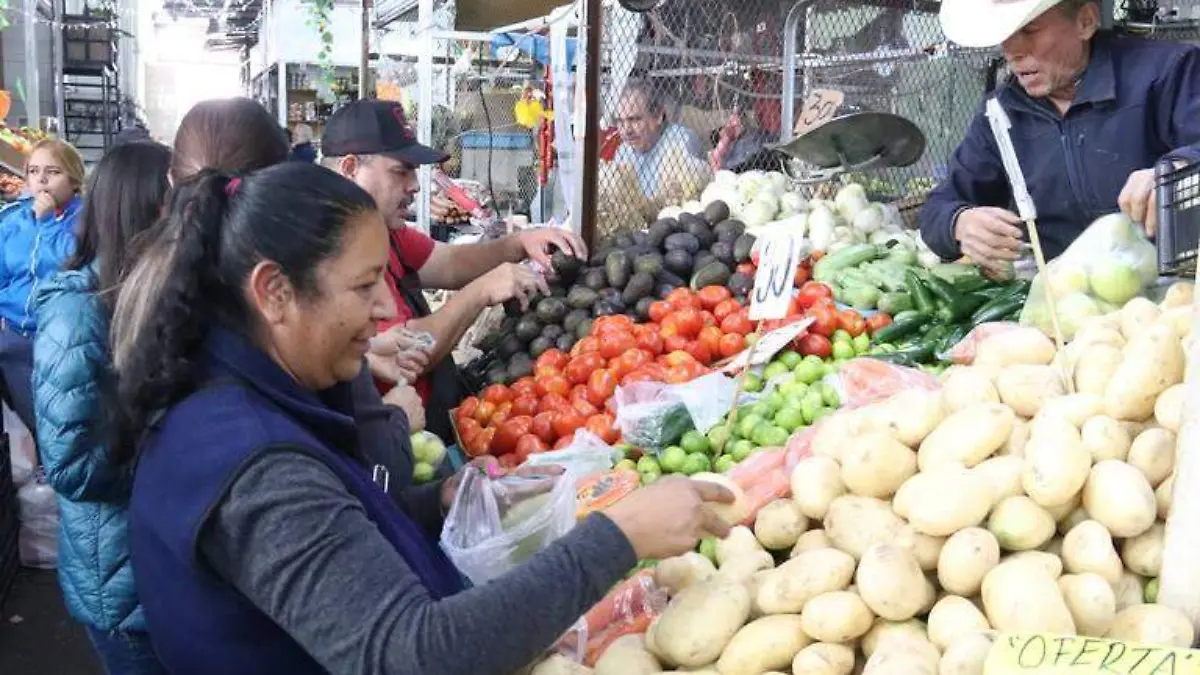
[438,457,565,511]
[368,326,433,384]
[383,384,425,431]
[604,476,733,560]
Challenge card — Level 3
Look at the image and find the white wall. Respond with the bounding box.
[139,16,241,140]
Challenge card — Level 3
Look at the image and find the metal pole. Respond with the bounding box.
[360,0,372,98]
[416,0,434,230]
[23,0,40,125]
[52,0,64,134]
[579,0,601,249]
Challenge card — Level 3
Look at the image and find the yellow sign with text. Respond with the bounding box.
[986,633,1200,675]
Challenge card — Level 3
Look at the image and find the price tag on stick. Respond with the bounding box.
[749,232,804,321]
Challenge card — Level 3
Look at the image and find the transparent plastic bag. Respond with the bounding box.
[611,381,693,452]
[6,403,35,488]
[521,429,621,479]
[1020,213,1158,340]
[830,358,940,409]
[410,430,450,485]
[669,372,738,436]
[18,474,58,569]
[579,569,668,666]
[938,321,1023,364]
[440,468,576,586]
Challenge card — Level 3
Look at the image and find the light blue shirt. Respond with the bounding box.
[614,123,706,198]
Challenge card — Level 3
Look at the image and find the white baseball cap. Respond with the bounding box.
[940,0,1066,48]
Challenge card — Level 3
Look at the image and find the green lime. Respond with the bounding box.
[714,455,737,473]
[821,363,837,377]
[832,329,852,344]
[763,361,790,381]
[822,384,841,408]
[737,413,764,439]
[753,424,790,447]
[774,407,806,433]
[698,537,718,563]
[810,407,834,424]
[681,430,711,456]
[747,402,771,420]
[793,359,824,385]
[777,379,806,399]
[706,425,730,453]
[636,455,661,474]
[1145,577,1160,603]
[681,453,711,475]
[614,458,637,472]
[763,391,786,416]
[640,469,661,485]
[777,349,802,369]
[413,462,435,484]
[743,372,764,393]
[831,340,855,361]
[852,332,871,354]
[731,439,756,461]
[659,446,687,473]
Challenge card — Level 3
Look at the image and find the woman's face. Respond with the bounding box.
[26,148,77,206]
[259,210,396,390]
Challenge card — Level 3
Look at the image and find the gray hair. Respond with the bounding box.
[620,79,667,117]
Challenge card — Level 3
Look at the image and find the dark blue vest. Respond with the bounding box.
[128,328,465,675]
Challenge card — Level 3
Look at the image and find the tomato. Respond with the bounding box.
[511,395,539,417]
[474,400,497,426]
[552,412,587,438]
[697,285,732,310]
[587,368,618,406]
[571,336,601,357]
[535,348,569,371]
[515,433,549,459]
[796,281,835,309]
[633,327,663,355]
[465,426,496,457]
[867,313,893,335]
[647,300,672,323]
[720,310,754,336]
[665,287,701,311]
[662,350,697,368]
[598,332,636,360]
[805,302,838,337]
[719,332,745,358]
[698,325,723,357]
[674,307,705,338]
[456,396,479,425]
[585,413,620,445]
[665,365,692,384]
[456,417,482,446]
[554,433,576,450]
[837,309,867,337]
[713,298,740,322]
[480,384,511,405]
[492,415,533,455]
[683,340,713,366]
[509,377,537,399]
[621,369,658,385]
[489,401,513,426]
[795,333,833,359]
[611,348,653,378]
[531,411,557,444]
[570,383,590,402]
[564,353,605,385]
[663,334,689,353]
[538,392,572,416]
[534,374,570,397]
[736,262,755,276]
[534,363,562,379]
[593,315,634,335]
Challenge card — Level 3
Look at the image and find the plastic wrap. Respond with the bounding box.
[6,403,35,488]
[1019,213,1158,340]
[611,382,694,452]
[410,430,450,484]
[581,570,668,666]
[18,474,58,569]
[831,358,940,409]
[725,448,790,525]
[938,321,1023,364]
[521,429,621,479]
[440,468,576,586]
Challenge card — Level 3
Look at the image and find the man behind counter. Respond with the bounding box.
[919,0,1200,276]
[321,99,586,443]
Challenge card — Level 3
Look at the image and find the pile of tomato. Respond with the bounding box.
[759,280,894,359]
[453,286,754,466]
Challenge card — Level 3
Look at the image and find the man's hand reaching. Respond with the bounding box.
[470,262,548,310]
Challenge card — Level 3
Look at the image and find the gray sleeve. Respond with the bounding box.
[199,450,636,675]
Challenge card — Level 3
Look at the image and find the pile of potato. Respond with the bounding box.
[542,281,1198,675]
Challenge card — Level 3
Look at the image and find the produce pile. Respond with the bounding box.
[535,281,1198,675]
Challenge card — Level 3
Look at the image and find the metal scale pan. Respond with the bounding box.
[774,111,926,184]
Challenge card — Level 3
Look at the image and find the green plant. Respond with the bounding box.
[307,0,336,89]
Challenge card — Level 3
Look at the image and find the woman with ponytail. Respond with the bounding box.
[113,162,732,675]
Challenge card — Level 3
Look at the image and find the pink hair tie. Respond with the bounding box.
[225,177,242,197]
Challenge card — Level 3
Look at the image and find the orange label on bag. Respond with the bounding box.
[576,470,640,519]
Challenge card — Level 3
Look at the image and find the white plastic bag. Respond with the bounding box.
[520,429,620,478]
[440,468,576,585]
[18,473,58,569]
[5,403,35,488]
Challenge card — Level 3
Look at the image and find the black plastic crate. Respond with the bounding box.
[1155,158,1200,276]
[0,432,17,609]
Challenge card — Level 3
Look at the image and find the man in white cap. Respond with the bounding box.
[919,0,1200,275]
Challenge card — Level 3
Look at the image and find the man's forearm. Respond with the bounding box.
[418,236,524,290]
[405,285,490,368]
[917,192,969,262]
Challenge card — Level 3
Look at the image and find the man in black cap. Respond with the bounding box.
[321,99,586,443]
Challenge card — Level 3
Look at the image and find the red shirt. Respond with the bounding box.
[378,226,437,402]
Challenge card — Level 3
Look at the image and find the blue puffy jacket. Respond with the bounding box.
[0,194,81,334]
[32,266,144,632]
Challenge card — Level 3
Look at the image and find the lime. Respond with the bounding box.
[793,359,824,385]
[774,407,806,433]
[614,458,638,472]
[698,537,718,563]
[821,363,837,377]
[413,461,435,484]
[763,391,785,416]
[731,439,756,461]
[636,455,661,474]
[832,329,852,344]
[714,455,737,473]
[615,442,637,459]
[1145,577,1160,603]
[753,424,790,447]
[822,384,841,408]
[743,372,764,393]
[681,453,711,475]
[659,446,687,473]
[706,425,731,453]
[763,361,790,382]
[852,332,871,354]
[681,430,711,456]
[777,349,802,369]
[831,340,855,361]
[810,407,834,424]
[747,402,771,420]
[801,394,824,424]
[640,469,661,485]
[737,413,764,439]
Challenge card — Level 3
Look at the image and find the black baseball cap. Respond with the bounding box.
[322,99,448,165]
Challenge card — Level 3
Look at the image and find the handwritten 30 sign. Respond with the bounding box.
[793,88,845,136]
[985,632,1200,675]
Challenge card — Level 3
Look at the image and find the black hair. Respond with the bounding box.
[65,141,171,307]
[110,162,378,462]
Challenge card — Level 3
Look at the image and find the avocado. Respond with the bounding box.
[678,213,705,232]
[576,318,594,339]
[556,333,577,352]
[589,246,614,265]
[631,230,648,247]
[551,249,583,285]
[597,287,625,307]
[634,252,664,276]
[685,221,715,249]
[549,285,567,298]
[563,308,589,334]
[498,334,524,358]
[647,219,675,249]
[582,267,607,291]
[506,356,534,380]
[528,336,552,358]
[592,300,623,317]
[664,249,694,276]
[703,200,731,224]
[714,219,746,243]
[728,271,754,296]
[733,293,748,305]
[693,252,718,274]
[622,271,655,305]
[515,315,542,342]
[656,268,686,289]
[488,366,510,386]
[664,232,701,254]
[711,241,735,265]
[535,297,569,324]
[733,233,757,263]
[614,233,635,249]
[541,323,565,341]
[656,283,677,299]
[605,250,633,289]
[635,296,655,321]
[567,286,600,310]
[503,298,523,318]
[691,261,732,290]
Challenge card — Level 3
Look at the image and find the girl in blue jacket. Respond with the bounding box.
[0,139,84,430]
[32,141,172,675]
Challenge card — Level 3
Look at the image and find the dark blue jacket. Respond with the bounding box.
[128,328,464,675]
[919,34,1200,262]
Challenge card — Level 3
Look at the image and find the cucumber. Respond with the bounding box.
[936,291,989,323]
[970,295,1027,326]
[877,292,913,316]
[872,311,930,344]
[906,270,938,315]
[921,272,961,306]
[812,244,880,283]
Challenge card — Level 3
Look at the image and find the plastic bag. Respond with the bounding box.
[669,372,739,435]
[1019,213,1158,340]
[831,358,940,409]
[440,468,576,586]
[410,430,450,485]
[6,403,35,488]
[726,448,791,525]
[581,569,668,666]
[18,473,58,569]
[521,429,621,479]
[938,322,1023,364]
[611,381,693,452]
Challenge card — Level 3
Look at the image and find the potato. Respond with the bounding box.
[1071,324,1126,352]
[823,496,906,560]
[1057,573,1116,637]
[861,635,939,675]
[1058,506,1091,535]
[1127,428,1176,487]
[1036,393,1104,428]
[655,552,717,595]
[790,529,832,557]
[938,633,994,675]
[918,404,1015,470]
[1021,422,1090,508]
[1062,520,1122,584]
[998,418,1030,457]
[1154,384,1185,432]
[987,496,1056,551]
[974,326,1056,368]
[1154,305,1193,339]
[791,643,855,675]
[1121,522,1164,577]
[717,526,764,566]
[974,456,1024,506]
[754,499,809,551]
[755,547,855,615]
[996,365,1068,418]
[1156,473,1174,519]
[715,551,775,584]
[790,457,846,520]
[1161,281,1194,308]
[1080,415,1131,462]
[1082,460,1157,537]
[1073,344,1124,397]
[812,412,888,461]
[594,637,660,675]
[1043,491,1082,523]
[1108,604,1195,648]
[916,576,938,616]
[690,473,750,526]
[715,614,810,675]
[1104,324,1185,421]
[1120,297,1163,340]
[894,466,992,537]
[940,367,999,414]
[895,526,945,573]
[532,654,595,675]
[981,560,1075,634]
[1041,535,1065,558]
[801,591,875,643]
[856,544,927,621]
[1003,550,1063,579]
[869,389,945,447]
[927,596,990,651]
[654,582,751,667]
[841,433,917,499]
[937,528,1000,596]
[861,618,929,658]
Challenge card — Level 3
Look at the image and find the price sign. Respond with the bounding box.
[749,231,803,321]
[721,317,813,373]
[984,632,1200,675]
[793,88,845,136]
